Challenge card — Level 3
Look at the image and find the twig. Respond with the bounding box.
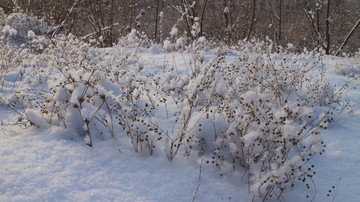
[192,158,204,202]
[332,178,341,202]
[310,178,317,202]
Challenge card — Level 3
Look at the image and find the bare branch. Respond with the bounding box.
[336,18,360,56]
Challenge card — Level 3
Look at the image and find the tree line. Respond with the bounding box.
[1,0,359,54]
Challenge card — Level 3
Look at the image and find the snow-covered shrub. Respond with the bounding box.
[119,29,151,50]
[193,51,348,200]
[175,37,185,50]
[2,13,48,45]
[27,30,35,40]
[355,49,360,58]
[170,26,178,39]
[191,17,200,38]
[163,39,173,52]
[135,43,351,199]
[32,35,114,145]
[336,63,360,77]
[25,34,49,53]
[2,25,17,38]
[5,13,48,37]
[0,41,27,93]
[236,38,274,54]
[4,33,161,150]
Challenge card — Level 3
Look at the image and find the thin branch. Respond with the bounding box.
[336,18,360,56]
[81,24,119,40]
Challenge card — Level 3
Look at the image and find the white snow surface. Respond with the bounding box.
[0,47,359,202]
[0,121,250,201]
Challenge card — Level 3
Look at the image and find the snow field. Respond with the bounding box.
[0,31,359,201]
[0,123,252,201]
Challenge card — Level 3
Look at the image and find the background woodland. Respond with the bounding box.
[1,0,359,54]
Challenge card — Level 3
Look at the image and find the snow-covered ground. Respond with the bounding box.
[0,122,252,201]
[0,45,359,202]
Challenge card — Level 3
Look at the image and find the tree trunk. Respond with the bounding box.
[154,0,160,41]
[108,0,115,46]
[199,0,208,36]
[325,0,331,54]
[246,0,256,40]
[278,0,282,44]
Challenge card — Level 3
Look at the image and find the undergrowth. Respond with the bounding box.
[0,29,357,201]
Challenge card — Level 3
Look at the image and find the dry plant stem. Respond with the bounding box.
[192,158,204,202]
